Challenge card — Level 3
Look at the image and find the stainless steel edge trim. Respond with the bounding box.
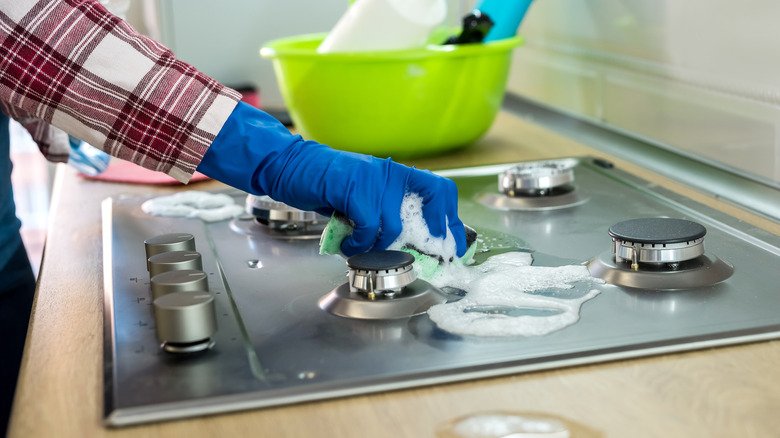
[502,94,780,222]
[101,197,117,424]
[105,327,780,427]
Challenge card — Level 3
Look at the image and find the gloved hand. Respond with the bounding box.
[197,102,467,257]
[68,136,110,176]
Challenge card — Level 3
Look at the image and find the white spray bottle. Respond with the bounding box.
[318,0,447,53]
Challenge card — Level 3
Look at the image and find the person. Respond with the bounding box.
[0,0,467,435]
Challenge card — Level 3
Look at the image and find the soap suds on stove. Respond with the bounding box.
[426,252,602,337]
[387,192,459,263]
[388,193,602,337]
[141,191,243,222]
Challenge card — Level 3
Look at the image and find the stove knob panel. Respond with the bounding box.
[144,233,196,270]
[153,291,217,353]
[148,251,203,277]
[150,269,209,300]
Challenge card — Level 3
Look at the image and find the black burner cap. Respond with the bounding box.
[465,225,478,248]
[347,250,415,271]
[608,218,706,244]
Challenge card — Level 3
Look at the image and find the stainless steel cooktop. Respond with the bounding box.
[102,157,780,426]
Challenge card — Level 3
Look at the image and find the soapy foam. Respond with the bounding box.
[388,193,459,263]
[383,193,602,337]
[141,191,243,223]
[426,252,602,337]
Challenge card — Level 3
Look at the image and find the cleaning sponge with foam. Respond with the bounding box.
[319,194,478,278]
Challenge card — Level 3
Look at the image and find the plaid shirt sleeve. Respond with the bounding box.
[0,0,241,182]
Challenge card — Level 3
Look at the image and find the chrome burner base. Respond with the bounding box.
[587,252,734,290]
[479,188,588,211]
[319,279,447,320]
[613,238,704,266]
[161,339,216,354]
[229,216,325,240]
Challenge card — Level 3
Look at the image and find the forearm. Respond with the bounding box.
[0,0,240,182]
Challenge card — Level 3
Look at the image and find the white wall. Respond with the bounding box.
[507,0,780,186]
[150,0,348,109]
[148,0,472,110]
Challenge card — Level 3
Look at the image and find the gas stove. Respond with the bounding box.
[102,157,780,426]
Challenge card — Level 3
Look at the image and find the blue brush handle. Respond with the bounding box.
[475,0,533,42]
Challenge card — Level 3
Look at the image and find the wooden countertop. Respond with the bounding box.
[9,112,780,437]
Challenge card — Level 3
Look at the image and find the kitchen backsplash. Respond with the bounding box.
[505,0,780,186]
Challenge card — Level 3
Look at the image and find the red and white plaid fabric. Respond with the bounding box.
[0,0,240,182]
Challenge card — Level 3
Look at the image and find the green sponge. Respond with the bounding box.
[318,213,478,279]
[319,212,354,256]
[403,240,478,278]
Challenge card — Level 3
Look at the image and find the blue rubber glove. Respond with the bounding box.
[197,102,467,257]
[68,136,110,176]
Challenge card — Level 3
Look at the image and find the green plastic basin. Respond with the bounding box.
[260,33,523,158]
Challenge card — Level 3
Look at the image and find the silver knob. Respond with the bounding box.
[153,291,217,353]
[150,270,209,300]
[148,251,203,277]
[144,233,196,270]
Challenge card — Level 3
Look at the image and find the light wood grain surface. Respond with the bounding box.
[9,112,780,437]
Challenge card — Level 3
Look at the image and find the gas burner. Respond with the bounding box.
[588,218,734,289]
[610,218,706,269]
[479,158,588,210]
[500,158,577,196]
[231,195,328,239]
[319,250,447,319]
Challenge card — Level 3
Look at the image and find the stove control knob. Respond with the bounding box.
[148,251,203,277]
[144,233,196,270]
[153,291,217,354]
[150,270,209,300]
